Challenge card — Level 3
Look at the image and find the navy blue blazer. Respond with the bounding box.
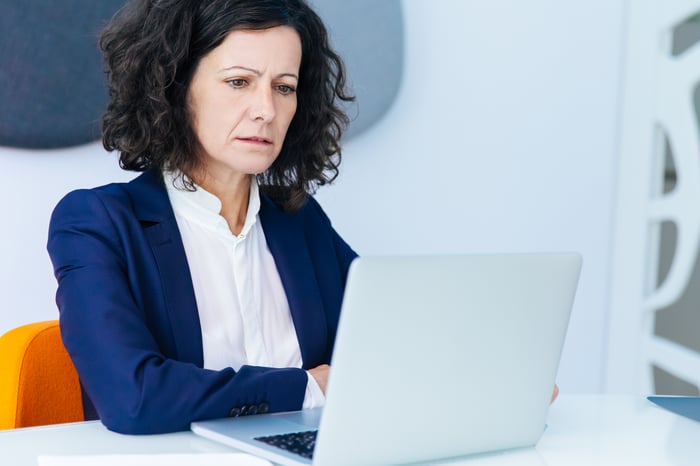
[47,169,357,434]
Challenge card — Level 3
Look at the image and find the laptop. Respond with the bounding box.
[191,253,582,465]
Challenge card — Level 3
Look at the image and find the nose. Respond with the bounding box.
[249,84,276,122]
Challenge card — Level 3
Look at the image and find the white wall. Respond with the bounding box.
[0,144,133,332]
[316,0,626,393]
[0,0,626,394]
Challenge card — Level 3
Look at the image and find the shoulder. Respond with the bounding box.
[50,170,167,226]
[297,195,332,226]
[259,191,332,229]
[50,183,130,226]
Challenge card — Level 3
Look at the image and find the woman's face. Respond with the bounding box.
[187,26,302,183]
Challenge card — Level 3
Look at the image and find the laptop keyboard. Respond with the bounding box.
[254,430,318,459]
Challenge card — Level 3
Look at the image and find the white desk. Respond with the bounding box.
[2,395,699,465]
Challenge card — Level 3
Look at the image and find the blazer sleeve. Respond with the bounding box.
[47,189,308,434]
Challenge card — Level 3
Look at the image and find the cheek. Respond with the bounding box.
[199,98,230,125]
[195,99,242,143]
[280,101,298,131]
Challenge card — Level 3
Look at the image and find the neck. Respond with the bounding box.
[195,171,252,236]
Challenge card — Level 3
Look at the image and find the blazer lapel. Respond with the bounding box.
[126,170,204,366]
[260,194,328,369]
[124,173,328,369]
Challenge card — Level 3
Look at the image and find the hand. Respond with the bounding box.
[551,383,559,404]
[309,364,331,394]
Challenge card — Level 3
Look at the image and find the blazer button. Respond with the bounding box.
[247,404,258,415]
[229,407,242,417]
[240,404,250,416]
[257,402,270,414]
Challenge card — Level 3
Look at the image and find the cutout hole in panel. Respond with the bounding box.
[655,236,700,354]
[663,132,677,195]
[656,221,677,289]
[652,365,699,396]
[672,11,700,56]
[694,84,700,167]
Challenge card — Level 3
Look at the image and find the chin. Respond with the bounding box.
[253,158,279,173]
[242,162,276,176]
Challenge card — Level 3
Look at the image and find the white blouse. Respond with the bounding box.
[164,171,324,408]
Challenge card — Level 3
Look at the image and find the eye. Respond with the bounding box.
[276,84,296,95]
[227,78,248,88]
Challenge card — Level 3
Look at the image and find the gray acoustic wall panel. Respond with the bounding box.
[0,0,403,149]
[311,0,404,139]
[0,0,125,149]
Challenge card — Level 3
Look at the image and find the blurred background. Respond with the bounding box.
[2,0,698,397]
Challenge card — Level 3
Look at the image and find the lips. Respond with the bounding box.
[238,136,273,144]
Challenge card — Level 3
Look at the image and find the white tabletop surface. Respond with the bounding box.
[2,395,699,465]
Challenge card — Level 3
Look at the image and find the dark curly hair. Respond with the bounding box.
[100,0,354,210]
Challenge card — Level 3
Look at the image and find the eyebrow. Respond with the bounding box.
[219,65,298,80]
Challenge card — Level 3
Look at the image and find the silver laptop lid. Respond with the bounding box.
[313,253,581,465]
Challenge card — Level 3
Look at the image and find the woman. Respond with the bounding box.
[47,0,356,435]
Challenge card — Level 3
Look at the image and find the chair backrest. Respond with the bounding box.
[0,320,84,429]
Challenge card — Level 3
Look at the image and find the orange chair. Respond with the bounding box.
[0,320,84,429]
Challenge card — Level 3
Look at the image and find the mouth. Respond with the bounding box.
[237,136,273,145]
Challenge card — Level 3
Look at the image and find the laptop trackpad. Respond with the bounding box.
[271,407,323,429]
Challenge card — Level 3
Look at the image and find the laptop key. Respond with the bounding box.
[254,430,318,459]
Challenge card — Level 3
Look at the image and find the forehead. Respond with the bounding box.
[202,26,302,70]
